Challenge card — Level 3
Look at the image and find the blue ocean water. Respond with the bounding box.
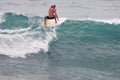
[0,0,120,80]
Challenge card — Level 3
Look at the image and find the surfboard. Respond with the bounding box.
[41,17,67,27]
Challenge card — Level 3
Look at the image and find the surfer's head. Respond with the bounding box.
[51,5,56,8]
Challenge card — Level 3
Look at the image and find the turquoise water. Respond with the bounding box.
[0,0,120,80]
[0,12,120,80]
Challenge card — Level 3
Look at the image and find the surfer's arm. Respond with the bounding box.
[56,14,59,21]
[55,11,59,21]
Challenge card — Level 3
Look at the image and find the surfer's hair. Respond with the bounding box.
[51,5,56,8]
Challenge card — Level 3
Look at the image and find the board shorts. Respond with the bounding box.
[46,16,55,19]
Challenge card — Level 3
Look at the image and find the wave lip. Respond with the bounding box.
[79,18,120,25]
[0,12,5,23]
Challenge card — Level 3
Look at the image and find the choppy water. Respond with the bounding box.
[0,0,120,80]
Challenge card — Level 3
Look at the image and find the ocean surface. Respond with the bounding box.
[0,0,120,80]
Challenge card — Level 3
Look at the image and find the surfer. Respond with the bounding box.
[44,5,59,26]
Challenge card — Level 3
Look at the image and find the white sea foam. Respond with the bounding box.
[0,12,5,23]
[0,27,57,58]
[0,27,31,34]
[80,18,120,25]
[91,18,120,25]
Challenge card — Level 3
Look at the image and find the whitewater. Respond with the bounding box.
[0,0,120,80]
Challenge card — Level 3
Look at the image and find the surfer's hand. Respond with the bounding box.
[57,18,59,21]
[55,21,57,23]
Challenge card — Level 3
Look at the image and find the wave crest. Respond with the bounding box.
[80,18,120,25]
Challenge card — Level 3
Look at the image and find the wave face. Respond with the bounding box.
[0,12,120,80]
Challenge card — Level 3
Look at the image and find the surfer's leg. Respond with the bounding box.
[44,16,46,25]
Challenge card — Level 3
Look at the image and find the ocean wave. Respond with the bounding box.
[0,12,51,58]
[0,12,120,58]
